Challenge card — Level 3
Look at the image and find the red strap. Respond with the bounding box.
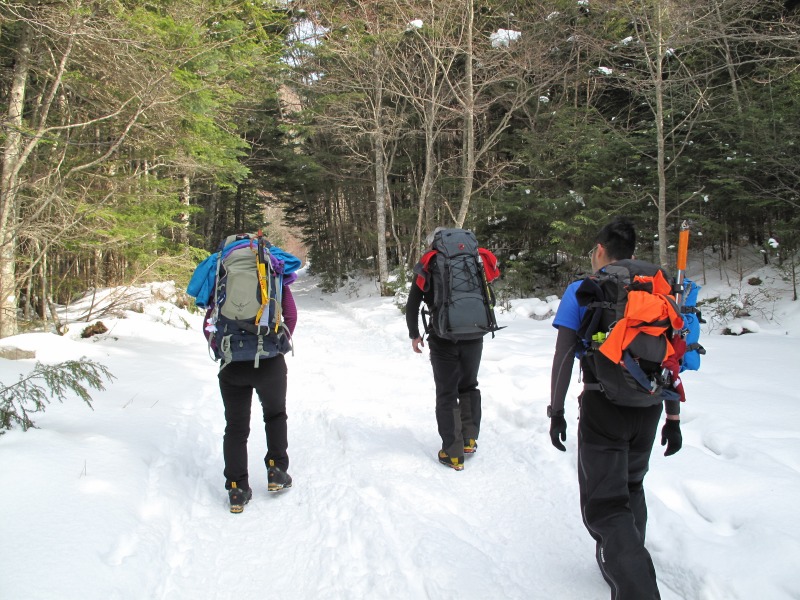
[479,248,500,282]
[415,248,501,290]
[415,250,437,290]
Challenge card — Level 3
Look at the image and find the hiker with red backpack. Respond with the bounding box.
[405,227,502,471]
[547,217,685,599]
[188,233,302,513]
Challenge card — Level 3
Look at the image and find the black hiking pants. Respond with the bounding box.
[428,335,483,459]
[218,356,288,491]
[578,389,663,600]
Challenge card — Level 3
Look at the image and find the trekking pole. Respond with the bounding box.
[476,253,500,333]
[675,220,690,307]
[270,251,283,334]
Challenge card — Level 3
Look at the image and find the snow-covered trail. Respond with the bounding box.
[0,273,606,600]
[7,271,798,599]
[154,273,604,600]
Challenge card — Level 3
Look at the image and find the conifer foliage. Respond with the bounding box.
[1,1,798,338]
[0,359,115,433]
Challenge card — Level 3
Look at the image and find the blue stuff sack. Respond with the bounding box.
[681,278,705,372]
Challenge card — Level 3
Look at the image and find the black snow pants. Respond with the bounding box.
[218,356,288,491]
[428,335,483,459]
[578,388,663,600]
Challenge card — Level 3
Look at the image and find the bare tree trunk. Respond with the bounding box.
[94,247,103,288]
[39,243,48,328]
[23,268,33,320]
[232,185,242,234]
[385,162,404,269]
[411,114,441,264]
[701,244,707,286]
[0,21,31,338]
[178,174,191,244]
[455,0,475,229]
[368,57,391,290]
[205,184,220,245]
[714,0,742,116]
[652,4,670,268]
[373,132,390,292]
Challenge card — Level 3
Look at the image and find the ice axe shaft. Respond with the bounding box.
[675,221,690,307]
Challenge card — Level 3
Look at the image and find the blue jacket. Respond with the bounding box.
[186,243,302,308]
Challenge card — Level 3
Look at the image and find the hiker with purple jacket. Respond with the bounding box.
[187,234,301,513]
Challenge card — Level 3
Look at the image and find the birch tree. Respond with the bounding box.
[297,2,409,292]
[571,0,799,266]
[426,0,563,229]
[381,1,460,259]
[0,15,31,337]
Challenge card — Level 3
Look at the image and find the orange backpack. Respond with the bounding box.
[576,260,684,407]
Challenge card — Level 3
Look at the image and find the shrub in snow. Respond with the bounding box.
[723,320,759,336]
[704,286,776,331]
[81,321,108,338]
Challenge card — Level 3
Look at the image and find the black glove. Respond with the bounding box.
[549,414,567,452]
[660,419,682,456]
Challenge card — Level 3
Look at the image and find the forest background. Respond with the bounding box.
[1,0,799,340]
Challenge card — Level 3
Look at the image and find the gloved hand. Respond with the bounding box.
[549,414,567,452]
[661,419,682,456]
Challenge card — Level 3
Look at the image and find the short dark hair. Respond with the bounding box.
[596,217,636,261]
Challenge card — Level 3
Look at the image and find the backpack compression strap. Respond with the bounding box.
[207,248,226,361]
[255,236,285,334]
[255,236,270,328]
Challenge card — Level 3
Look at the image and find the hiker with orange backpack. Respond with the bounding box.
[547,217,686,600]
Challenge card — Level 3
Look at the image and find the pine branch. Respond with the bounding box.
[0,358,115,433]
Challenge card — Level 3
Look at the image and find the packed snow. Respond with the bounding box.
[1,254,799,600]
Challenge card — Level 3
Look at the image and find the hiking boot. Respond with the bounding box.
[267,459,293,492]
[464,439,478,454]
[438,450,464,471]
[228,482,253,514]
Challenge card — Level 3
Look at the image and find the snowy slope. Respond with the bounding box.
[0,261,799,600]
